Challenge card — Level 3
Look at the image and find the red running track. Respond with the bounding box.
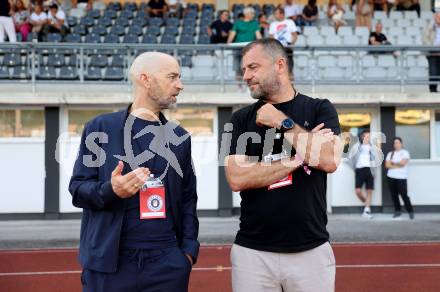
[1,242,440,292]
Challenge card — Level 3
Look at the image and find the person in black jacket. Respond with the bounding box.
[69,52,199,292]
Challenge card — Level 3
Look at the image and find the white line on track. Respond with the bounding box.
[1,263,440,277]
[2,242,440,254]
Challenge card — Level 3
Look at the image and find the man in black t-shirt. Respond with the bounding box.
[224,39,342,292]
[208,10,233,44]
[369,22,390,45]
[147,0,168,17]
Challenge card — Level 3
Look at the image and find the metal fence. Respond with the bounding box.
[0,43,439,93]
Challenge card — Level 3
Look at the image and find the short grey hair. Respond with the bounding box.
[243,7,255,16]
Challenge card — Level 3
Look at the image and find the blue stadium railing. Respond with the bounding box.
[0,43,439,93]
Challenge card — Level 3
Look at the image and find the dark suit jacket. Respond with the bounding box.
[69,106,199,273]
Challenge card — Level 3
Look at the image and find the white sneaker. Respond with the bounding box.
[362,211,373,219]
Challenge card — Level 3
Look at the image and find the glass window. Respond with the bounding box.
[338,112,371,155]
[435,112,440,158]
[0,109,45,137]
[165,108,215,136]
[395,109,430,159]
[68,109,115,136]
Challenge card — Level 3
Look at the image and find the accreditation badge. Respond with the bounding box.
[139,179,166,219]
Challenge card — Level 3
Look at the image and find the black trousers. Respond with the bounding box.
[427,56,440,92]
[387,177,414,214]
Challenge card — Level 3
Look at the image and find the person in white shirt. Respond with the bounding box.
[44,3,69,39]
[385,137,414,220]
[284,0,303,26]
[269,7,298,79]
[168,0,186,18]
[29,3,47,41]
[350,130,377,219]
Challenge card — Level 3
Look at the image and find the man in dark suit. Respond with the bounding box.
[69,52,199,292]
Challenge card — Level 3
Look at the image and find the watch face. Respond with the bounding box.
[283,118,294,129]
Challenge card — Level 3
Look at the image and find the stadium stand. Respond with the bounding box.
[0,1,437,85]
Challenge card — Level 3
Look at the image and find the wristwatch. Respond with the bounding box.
[280,118,295,132]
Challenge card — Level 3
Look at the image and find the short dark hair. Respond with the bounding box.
[242,38,288,62]
[275,7,285,15]
[393,137,403,143]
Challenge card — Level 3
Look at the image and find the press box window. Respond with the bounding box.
[165,108,214,136]
[395,109,430,159]
[68,109,115,137]
[0,109,45,138]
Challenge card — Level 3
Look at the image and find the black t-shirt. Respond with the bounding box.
[148,0,167,10]
[0,1,10,17]
[210,20,233,44]
[228,93,340,253]
[303,5,318,18]
[369,32,388,44]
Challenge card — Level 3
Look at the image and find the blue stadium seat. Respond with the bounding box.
[147,26,161,36]
[103,9,117,19]
[65,33,81,43]
[163,26,179,36]
[59,66,78,80]
[12,66,29,79]
[67,16,78,27]
[98,16,113,27]
[166,17,180,27]
[47,54,65,67]
[123,33,139,43]
[89,54,109,67]
[181,25,196,35]
[85,66,102,80]
[88,9,101,19]
[149,17,164,27]
[0,66,9,79]
[110,55,125,67]
[142,34,158,44]
[110,25,126,36]
[115,16,130,27]
[37,66,57,80]
[179,34,195,44]
[104,66,125,81]
[128,25,144,36]
[72,25,87,35]
[120,9,134,20]
[90,25,108,36]
[161,35,176,44]
[47,33,62,42]
[79,16,95,27]
[85,33,101,43]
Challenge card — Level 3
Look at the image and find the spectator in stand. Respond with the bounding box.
[284,0,304,27]
[72,0,93,11]
[373,0,388,11]
[12,0,31,41]
[369,22,390,45]
[423,12,440,92]
[0,0,17,43]
[396,0,420,17]
[269,7,298,77]
[30,2,47,41]
[43,3,69,39]
[147,0,168,18]
[356,0,373,29]
[302,0,319,26]
[227,6,262,90]
[328,0,347,32]
[208,10,232,44]
[258,13,270,37]
[168,0,186,18]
